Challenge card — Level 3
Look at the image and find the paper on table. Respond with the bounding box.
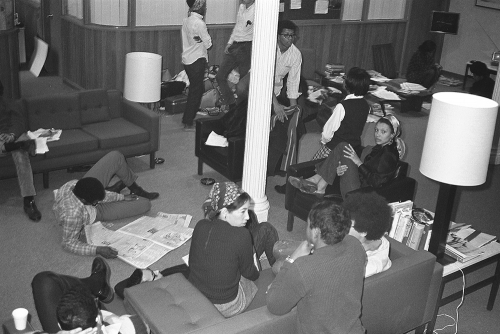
[370,87,401,100]
[205,131,228,147]
[400,82,427,91]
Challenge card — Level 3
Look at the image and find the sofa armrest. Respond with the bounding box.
[121,99,160,152]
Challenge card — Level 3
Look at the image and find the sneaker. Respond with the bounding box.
[274,184,287,194]
[183,124,196,132]
[24,200,42,222]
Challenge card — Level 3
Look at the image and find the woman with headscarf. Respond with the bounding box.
[115,182,278,318]
[289,115,406,198]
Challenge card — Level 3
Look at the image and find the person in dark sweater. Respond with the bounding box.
[275,67,371,194]
[406,40,442,89]
[289,115,405,198]
[266,200,365,334]
[114,182,278,317]
[469,61,495,99]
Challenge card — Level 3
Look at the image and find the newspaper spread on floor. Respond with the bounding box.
[86,212,193,269]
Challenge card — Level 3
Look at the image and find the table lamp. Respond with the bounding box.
[124,52,162,110]
[420,92,498,263]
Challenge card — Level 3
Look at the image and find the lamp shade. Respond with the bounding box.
[420,92,498,186]
[123,52,162,103]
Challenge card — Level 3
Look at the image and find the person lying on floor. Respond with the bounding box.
[289,114,405,198]
[272,191,392,278]
[114,182,279,318]
[31,257,148,334]
[52,150,159,258]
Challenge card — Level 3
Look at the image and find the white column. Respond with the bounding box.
[490,73,500,164]
[241,0,279,223]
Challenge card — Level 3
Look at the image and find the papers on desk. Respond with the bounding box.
[369,86,401,100]
[400,82,427,91]
[367,70,391,82]
[205,131,228,147]
[27,128,62,154]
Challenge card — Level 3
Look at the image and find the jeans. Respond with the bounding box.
[0,138,36,197]
[31,271,103,332]
[84,151,151,221]
[216,42,252,106]
[183,58,207,126]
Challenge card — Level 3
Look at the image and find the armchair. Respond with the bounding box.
[195,116,245,181]
[285,159,416,231]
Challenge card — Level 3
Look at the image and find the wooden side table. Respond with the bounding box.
[2,318,36,334]
[421,241,500,334]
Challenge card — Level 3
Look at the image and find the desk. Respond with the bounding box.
[370,79,432,114]
[423,241,500,334]
[462,61,498,90]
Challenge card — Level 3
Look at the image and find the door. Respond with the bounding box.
[40,0,62,75]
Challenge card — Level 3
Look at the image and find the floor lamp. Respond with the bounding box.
[419,92,498,264]
[123,52,164,163]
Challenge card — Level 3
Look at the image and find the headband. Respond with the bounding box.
[190,0,206,12]
[380,115,405,159]
[205,182,244,219]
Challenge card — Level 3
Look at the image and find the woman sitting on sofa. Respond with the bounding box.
[115,182,278,318]
[289,115,405,198]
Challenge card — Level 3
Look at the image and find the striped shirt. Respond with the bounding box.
[274,43,302,100]
[228,3,255,44]
[53,180,124,255]
[181,12,213,65]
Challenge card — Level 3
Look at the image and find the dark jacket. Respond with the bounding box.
[358,142,399,188]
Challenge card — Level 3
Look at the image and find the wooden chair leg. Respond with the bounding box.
[198,159,203,175]
[43,172,49,189]
[150,152,156,169]
[287,211,294,231]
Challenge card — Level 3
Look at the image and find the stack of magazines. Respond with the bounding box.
[445,223,497,263]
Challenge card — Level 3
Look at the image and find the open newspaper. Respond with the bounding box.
[86,212,193,269]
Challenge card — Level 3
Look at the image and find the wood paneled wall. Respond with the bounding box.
[61,17,406,92]
[15,0,41,62]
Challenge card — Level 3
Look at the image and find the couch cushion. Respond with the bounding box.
[45,129,99,158]
[124,273,225,334]
[79,89,111,124]
[82,118,149,149]
[25,93,81,130]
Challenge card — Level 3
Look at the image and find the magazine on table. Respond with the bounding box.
[86,212,193,269]
[444,223,489,263]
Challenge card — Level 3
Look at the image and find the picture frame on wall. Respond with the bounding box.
[476,0,500,10]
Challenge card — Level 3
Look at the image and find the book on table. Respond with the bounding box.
[444,223,494,263]
[85,212,193,269]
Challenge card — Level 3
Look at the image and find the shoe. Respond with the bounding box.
[91,257,114,304]
[114,268,160,300]
[275,170,287,177]
[274,184,286,194]
[24,200,41,222]
[288,176,317,193]
[131,186,160,200]
[105,180,126,194]
[183,124,196,132]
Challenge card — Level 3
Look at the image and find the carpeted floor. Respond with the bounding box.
[0,71,499,334]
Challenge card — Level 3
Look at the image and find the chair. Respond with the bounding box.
[285,159,416,231]
[195,116,246,181]
[372,43,398,79]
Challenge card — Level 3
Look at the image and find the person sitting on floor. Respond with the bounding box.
[342,191,392,277]
[31,257,147,334]
[469,61,495,99]
[52,150,159,259]
[289,115,405,198]
[266,200,366,334]
[0,79,41,221]
[114,182,279,318]
[406,40,442,89]
[274,67,371,194]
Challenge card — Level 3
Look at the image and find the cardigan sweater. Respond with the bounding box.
[188,218,259,304]
[267,235,366,334]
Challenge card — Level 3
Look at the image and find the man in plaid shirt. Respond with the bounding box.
[53,151,159,258]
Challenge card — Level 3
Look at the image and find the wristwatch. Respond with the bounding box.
[285,256,295,264]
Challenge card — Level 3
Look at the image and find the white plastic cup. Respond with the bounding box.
[12,308,29,330]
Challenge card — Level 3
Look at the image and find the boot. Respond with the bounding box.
[90,257,114,303]
[128,182,159,200]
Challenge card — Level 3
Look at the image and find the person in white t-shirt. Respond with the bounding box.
[342,191,392,277]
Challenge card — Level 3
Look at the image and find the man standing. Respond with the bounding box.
[266,201,366,334]
[215,0,255,112]
[53,151,159,258]
[181,0,212,131]
[0,79,41,221]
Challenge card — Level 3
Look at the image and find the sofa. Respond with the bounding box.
[0,89,160,188]
[124,237,443,334]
